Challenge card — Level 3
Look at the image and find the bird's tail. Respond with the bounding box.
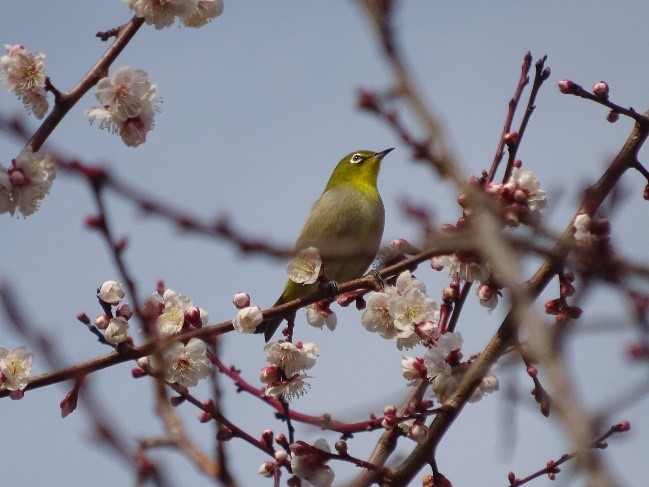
[255,315,284,342]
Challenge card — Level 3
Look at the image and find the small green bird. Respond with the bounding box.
[257,148,393,341]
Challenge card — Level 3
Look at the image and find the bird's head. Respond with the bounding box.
[324,148,394,191]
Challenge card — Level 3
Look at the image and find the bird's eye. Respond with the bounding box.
[351,153,363,164]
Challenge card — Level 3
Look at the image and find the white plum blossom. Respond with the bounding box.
[103,317,129,345]
[362,270,440,348]
[0,346,33,391]
[97,280,125,305]
[399,419,428,445]
[290,439,335,487]
[507,167,547,213]
[423,332,499,403]
[469,373,500,403]
[394,270,426,294]
[476,282,498,311]
[361,289,398,339]
[573,213,597,244]
[182,0,224,27]
[153,289,208,336]
[0,146,55,217]
[127,0,198,29]
[431,254,490,283]
[389,286,439,350]
[233,306,263,334]
[286,247,322,285]
[264,374,311,401]
[162,338,211,387]
[0,44,49,118]
[264,341,318,377]
[401,355,426,385]
[424,332,463,380]
[306,304,337,331]
[86,67,160,147]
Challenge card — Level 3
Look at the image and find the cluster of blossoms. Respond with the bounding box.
[0,346,34,397]
[144,286,211,387]
[260,341,318,401]
[127,0,224,29]
[96,281,211,388]
[231,292,264,333]
[360,272,498,410]
[0,44,49,118]
[0,146,56,217]
[86,67,161,147]
[361,270,440,350]
[259,438,335,487]
[95,280,132,345]
[431,252,498,311]
[573,213,610,245]
[484,166,547,227]
[432,166,547,311]
[401,331,499,406]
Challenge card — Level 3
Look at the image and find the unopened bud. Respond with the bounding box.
[198,411,212,423]
[260,366,280,384]
[557,79,577,94]
[259,462,275,478]
[335,440,348,455]
[131,367,146,378]
[383,405,397,415]
[607,110,619,123]
[116,303,132,320]
[217,426,233,441]
[592,81,609,99]
[95,314,110,330]
[408,421,428,444]
[76,311,90,325]
[503,132,518,146]
[232,292,250,309]
[8,168,26,186]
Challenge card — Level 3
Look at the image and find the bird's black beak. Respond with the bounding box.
[376,148,394,159]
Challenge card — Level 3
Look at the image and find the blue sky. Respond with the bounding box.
[2,2,649,486]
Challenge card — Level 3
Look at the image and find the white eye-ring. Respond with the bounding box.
[351,153,363,164]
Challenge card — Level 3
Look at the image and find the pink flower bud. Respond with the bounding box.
[408,421,428,444]
[592,81,609,99]
[132,366,147,378]
[477,283,494,302]
[8,168,26,186]
[258,462,275,478]
[557,79,576,94]
[503,132,518,146]
[217,426,233,441]
[116,303,132,320]
[198,411,212,423]
[95,314,110,330]
[383,405,397,415]
[76,311,90,324]
[334,440,348,455]
[260,366,280,384]
[232,292,250,309]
